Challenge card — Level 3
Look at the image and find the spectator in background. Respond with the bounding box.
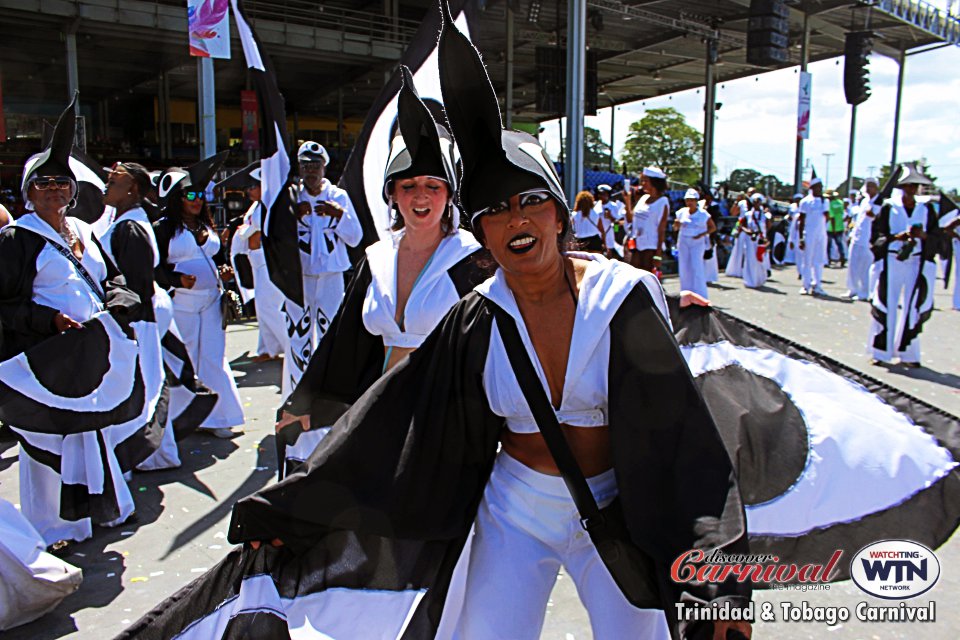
[571,190,605,254]
[629,167,670,272]
[827,190,847,267]
[594,184,625,259]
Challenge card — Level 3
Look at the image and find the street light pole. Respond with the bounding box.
[822,152,835,190]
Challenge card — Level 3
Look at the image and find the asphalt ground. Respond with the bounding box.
[0,260,957,639]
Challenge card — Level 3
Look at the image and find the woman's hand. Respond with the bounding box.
[276,410,310,434]
[249,538,284,550]
[219,265,234,282]
[297,202,312,219]
[714,620,751,639]
[180,274,197,289]
[53,312,83,332]
[679,291,712,308]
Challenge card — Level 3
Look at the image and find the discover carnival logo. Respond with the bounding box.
[850,540,940,599]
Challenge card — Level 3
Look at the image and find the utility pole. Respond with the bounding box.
[822,152,835,190]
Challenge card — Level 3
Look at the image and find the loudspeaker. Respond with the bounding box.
[746,0,790,67]
[536,47,599,116]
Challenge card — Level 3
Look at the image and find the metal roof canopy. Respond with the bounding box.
[0,0,956,143]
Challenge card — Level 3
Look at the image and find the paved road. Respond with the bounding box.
[1,262,957,639]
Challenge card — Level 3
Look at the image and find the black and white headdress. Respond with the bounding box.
[157,151,229,208]
[21,93,79,204]
[215,161,262,191]
[383,65,459,225]
[437,1,564,225]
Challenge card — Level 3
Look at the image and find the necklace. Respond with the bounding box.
[59,220,78,247]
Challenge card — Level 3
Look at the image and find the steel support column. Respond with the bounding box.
[845,104,857,194]
[197,57,216,160]
[702,39,717,188]
[65,30,79,106]
[891,49,906,167]
[609,101,615,172]
[793,13,811,193]
[563,0,587,206]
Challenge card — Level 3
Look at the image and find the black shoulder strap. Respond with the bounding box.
[489,303,603,527]
[37,232,106,304]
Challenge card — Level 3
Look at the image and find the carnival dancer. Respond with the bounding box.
[221,162,288,361]
[741,194,768,289]
[0,96,157,545]
[230,11,752,640]
[785,193,802,271]
[724,194,748,279]
[629,166,670,272]
[844,177,880,300]
[275,66,492,475]
[154,154,245,437]
[868,163,940,367]
[594,184,625,259]
[673,188,714,299]
[798,171,829,295]
[281,141,363,399]
[101,162,180,469]
[571,190,605,253]
[698,184,721,282]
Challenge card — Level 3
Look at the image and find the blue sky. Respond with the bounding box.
[539,6,960,192]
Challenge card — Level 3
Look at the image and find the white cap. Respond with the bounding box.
[297,141,329,164]
[864,176,879,186]
[751,193,765,202]
[642,166,667,179]
[596,184,612,192]
[683,188,699,200]
[808,176,822,187]
[793,192,803,199]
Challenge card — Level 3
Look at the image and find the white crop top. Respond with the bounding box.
[478,253,672,434]
[362,230,481,349]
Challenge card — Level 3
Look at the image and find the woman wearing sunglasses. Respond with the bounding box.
[274,66,492,475]
[153,155,245,439]
[0,96,147,545]
[229,15,750,640]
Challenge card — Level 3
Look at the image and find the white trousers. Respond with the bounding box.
[173,292,245,429]
[870,255,922,363]
[802,230,827,291]
[282,273,346,401]
[450,453,670,640]
[254,262,288,358]
[678,238,708,299]
[846,242,873,299]
[704,248,719,283]
[724,234,744,278]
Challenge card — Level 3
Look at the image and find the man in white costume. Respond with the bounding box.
[844,177,880,300]
[798,174,829,295]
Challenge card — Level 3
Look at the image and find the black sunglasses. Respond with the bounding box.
[31,177,73,191]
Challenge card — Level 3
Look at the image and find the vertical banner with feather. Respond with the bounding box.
[188,0,231,58]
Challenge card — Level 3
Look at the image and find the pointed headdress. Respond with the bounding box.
[157,151,230,208]
[21,92,79,203]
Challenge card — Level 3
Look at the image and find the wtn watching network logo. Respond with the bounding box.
[850,540,940,600]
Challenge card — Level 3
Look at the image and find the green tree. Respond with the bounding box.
[620,108,702,185]
[583,127,612,168]
[726,168,763,192]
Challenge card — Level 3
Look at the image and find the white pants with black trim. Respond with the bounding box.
[449,452,670,640]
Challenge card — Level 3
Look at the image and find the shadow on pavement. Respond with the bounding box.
[162,433,275,558]
[229,351,283,389]
[885,364,960,390]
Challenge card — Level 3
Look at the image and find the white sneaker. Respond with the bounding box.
[209,427,244,439]
[799,287,810,295]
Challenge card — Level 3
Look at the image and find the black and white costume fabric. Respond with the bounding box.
[282,178,363,399]
[671,300,960,572]
[0,214,163,545]
[845,192,880,300]
[100,207,180,470]
[0,497,82,631]
[280,230,490,474]
[232,202,287,357]
[724,210,747,279]
[154,218,245,429]
[785,203,800,267]
[227,208,256,306]
[119,256,750,640]
[868,194,940,364]
[741,210,768,289]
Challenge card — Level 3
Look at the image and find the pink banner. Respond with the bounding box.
[188,0,231,59]
[241,90,259,151]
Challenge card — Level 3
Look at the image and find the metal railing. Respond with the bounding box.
[872,0,960,45]
[243,0,419,43]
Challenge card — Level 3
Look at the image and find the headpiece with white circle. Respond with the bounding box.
[437,2,566,228]
[297,141,329,165]
[21,92,79,206]
[215,161,262,191]
[157,151,229,209]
